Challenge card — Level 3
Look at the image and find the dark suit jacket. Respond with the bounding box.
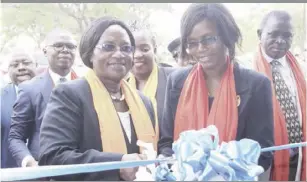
[1,84,18,168]
[156,67,176,124]
[158,63,274,171]
[38,78,155,181]
[127,67,175,124]
[8,71,53,166]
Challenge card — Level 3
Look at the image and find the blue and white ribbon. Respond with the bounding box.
[1,124,306,181]
[154,125,307,181]
[1,159,172,181]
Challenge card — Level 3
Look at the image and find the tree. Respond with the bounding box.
[1,3,173,51]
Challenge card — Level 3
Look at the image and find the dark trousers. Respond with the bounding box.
[289,153,298,181]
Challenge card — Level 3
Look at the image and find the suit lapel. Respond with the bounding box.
[233,63,249,95]
[156,68,168,122]
[3,84,17,115]
[41,71,54,104]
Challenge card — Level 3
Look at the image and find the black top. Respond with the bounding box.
[208,96,214,111]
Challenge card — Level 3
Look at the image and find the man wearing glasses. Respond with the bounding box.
[1,51,36,168]
[8,29,78,168]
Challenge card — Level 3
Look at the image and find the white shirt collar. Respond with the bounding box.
[48,68,71,84]
[260,46,288,67]
[14,85,18,95]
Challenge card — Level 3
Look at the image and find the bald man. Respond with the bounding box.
[254,11,306,181]
[1,52,36,168]
[8,29,78,168]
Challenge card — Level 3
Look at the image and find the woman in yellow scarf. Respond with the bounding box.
[38,17,156,181]
[127,30,175,141]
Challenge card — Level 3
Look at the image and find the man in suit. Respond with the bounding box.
[167,37,181,63]
[1,51,37,168]
[167,37,197,67]
[8,28,78,168]
[254,11,306,181]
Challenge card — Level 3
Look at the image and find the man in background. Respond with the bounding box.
[254,10,306,181]
[167,37,196,67]
[1,51,36,168]
[167,37,181,64]
[8,28,78,168]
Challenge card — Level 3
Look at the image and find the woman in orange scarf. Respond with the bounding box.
[38,17,156,181]
[158,3,275,173]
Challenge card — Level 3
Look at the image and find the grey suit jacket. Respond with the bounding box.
[8,71,53,166]
[1,84,18,168]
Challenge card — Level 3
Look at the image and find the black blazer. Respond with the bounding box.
[38,78,155,181]
[8,71,53,166]
[158,63,274,171]
[156,67,176,124]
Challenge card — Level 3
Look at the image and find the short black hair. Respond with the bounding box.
[167,37,181,53]
[259,10,292,31]
[79,16,135,68]
[180,3,242,61]
[41,28,75,48]
[132,30,157,54]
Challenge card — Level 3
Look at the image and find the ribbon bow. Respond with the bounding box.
[155,125,264,181]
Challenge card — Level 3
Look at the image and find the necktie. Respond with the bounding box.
[58,77,67,84]
[271,60,303,143]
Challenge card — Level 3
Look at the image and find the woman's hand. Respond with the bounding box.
[119,153,147,181]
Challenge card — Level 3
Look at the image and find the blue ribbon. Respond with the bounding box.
[155,125,264,181]
[1,159,171,181]
[261,142,307,152]
[1,124,306,181]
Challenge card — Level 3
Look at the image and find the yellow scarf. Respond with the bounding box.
[128,63,159,146]
[85,69,156,154]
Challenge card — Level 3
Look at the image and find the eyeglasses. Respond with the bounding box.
[186,35,219,50]
[48,43,77,52]
[95,43,134,54]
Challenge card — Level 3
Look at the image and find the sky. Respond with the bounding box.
[3,3,257,53]
[1,3,305,68]
[149,3,258,45]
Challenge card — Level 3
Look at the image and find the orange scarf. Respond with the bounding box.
[174,57,238,142]
[71,71,78,80]
[254,45,306,181]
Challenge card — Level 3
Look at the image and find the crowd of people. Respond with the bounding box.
[1,3,306,181]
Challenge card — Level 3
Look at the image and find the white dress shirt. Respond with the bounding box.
[261,47,302,126]
[48,69,72,85]
[261,47,302,157]
[117,111,132,143]
[14,85,18,96]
